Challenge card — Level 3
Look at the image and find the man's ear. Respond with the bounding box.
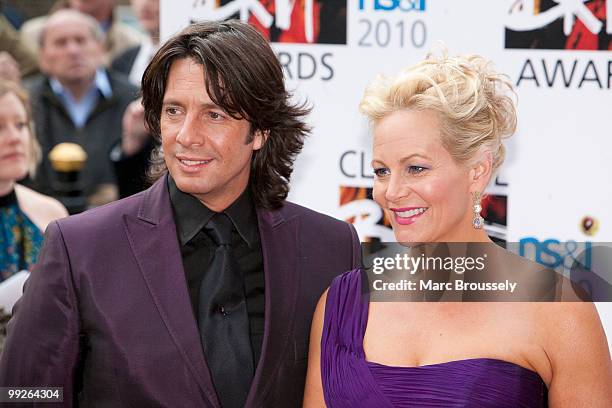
[469,150,493,193]
[252,129,269,151]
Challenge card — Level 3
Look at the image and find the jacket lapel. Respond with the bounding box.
[123,175,220,408]
[246,206,300,406]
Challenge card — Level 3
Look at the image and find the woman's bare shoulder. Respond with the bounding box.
[535,302,612,404]
[536,301,601,331]
[535,301,610,366]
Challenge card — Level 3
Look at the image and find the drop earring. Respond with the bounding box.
[472,191,483,229]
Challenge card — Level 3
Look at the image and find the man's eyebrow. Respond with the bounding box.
[161,99,182,106]
[161,100,223,110]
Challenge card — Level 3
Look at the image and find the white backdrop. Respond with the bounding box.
[160,0,612,348]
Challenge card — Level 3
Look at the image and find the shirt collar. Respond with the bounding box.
[168,176,258,248]
[224,183,259,248]
[49,69,113,100]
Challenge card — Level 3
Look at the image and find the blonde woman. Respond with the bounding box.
[0,80,67,280]
[304,53,612,407]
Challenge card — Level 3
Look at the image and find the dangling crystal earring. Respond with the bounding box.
[472,191,483,229]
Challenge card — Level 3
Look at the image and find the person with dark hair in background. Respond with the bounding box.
[1,20,361,407]
[111,0,159,86]
[109,0,160,198]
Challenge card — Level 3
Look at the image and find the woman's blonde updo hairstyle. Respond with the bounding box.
[359,50,517,173]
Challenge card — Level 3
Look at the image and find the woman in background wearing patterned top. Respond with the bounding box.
[303,52,612,407]
[0,79,67,280]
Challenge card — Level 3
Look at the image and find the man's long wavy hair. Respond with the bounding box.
[142,20,310,209]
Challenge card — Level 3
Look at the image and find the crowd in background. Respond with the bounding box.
[0,0,160,281]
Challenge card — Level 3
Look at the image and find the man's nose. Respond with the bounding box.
[65,39,83,55]
[175,112,205,147]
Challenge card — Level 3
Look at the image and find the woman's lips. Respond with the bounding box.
[391,207,428,225]
[0,152,25,161]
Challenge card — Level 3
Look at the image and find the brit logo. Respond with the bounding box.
[191,0,347,44]
[505,0,612,50]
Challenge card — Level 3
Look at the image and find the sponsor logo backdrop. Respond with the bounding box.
[162,0,612,343]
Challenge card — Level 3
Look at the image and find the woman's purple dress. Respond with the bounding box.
[321,269,548,407]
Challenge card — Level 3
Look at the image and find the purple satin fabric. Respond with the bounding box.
[321,269,548,407]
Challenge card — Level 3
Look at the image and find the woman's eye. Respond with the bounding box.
[407,166,427,174]
[373,167,390,177]
[15,121,27,130]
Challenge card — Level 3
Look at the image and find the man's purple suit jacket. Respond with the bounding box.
[0,175,361,407]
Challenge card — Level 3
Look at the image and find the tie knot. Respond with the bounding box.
[205,213,233,246]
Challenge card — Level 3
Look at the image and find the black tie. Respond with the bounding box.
[198,213,254,408]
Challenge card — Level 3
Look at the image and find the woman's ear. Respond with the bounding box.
[469,150,493,193]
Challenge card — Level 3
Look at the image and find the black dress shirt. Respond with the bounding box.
[168,176,265,368]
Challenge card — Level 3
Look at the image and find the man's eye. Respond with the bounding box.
[165,107,180,115]
[373,167,390,177]
[208,111,224,120]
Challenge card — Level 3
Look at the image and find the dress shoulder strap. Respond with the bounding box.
[322,268,369,355]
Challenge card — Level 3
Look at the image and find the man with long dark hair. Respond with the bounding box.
[1,21,361,407]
